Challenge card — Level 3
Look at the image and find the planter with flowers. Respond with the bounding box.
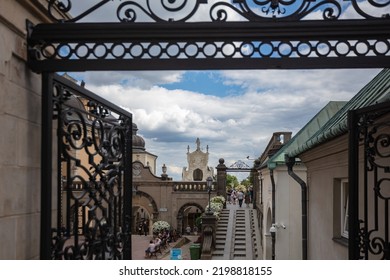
[152,220,171,234]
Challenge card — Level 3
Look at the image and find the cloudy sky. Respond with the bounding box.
[75,69,381,181]
[65,1,384,181]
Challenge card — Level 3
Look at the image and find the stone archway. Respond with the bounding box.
[177,202,205,235]
[132,191,159,235]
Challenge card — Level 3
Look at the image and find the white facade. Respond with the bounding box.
[260,164,306,260]
[182,138,214,181]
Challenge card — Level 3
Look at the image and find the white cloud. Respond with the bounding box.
[80,68,382,181]
[65,2,384,181]
[81,71,185,88]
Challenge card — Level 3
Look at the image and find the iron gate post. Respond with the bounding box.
[348,110,360,260]
[40,72,54,260]
[123,119,133,260]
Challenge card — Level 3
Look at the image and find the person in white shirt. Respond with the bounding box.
[237,190,244,207]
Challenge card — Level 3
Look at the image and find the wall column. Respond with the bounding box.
[216,158,227,196]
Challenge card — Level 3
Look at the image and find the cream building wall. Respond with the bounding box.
[133,153,157,174]
[299,135,350,259]
[0,0,57,259]
[260,165,305,260]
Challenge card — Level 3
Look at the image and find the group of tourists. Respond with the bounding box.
[144,231,168,258]
[227,186,253,207]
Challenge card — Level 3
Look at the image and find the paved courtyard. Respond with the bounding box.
[132,233,199,260]
[131,202,257,260]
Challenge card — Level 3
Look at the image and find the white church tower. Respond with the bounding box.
[182,138,214,181]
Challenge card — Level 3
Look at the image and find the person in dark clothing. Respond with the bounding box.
[143,220,148,236]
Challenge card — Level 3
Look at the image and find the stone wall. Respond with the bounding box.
[0,0,54,260]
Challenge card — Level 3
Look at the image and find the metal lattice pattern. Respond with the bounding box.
[350,101,390,260]
[27,1,390,71]
[38,39,390,61]
[27,21,390,71]
[47,0,389,22]
[51,74,132,259]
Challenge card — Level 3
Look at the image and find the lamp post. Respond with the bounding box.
[206,176,213,214]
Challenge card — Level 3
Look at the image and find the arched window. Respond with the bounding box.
[193,168,203,181]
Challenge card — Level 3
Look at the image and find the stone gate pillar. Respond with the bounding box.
[252,159,261,210]
[216,158,227,196]
[200,213,217,260]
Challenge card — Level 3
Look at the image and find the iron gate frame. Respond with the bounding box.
[26,1,390,260]
[27,19,390,72]
[41,73,133,259]
[348,100,390,260]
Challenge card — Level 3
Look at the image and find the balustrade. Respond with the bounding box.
[173,182,215,192]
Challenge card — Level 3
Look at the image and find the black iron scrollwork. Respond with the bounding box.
[355,102,390,260]
[49,75,132,260]
[210,0,343,21]
[117,0,208,22]
[47,0,389,22]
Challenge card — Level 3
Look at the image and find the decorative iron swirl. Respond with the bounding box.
[367,230,387,259]
[48,0,111,22]
[365,122,390,171]
[210,0,342,21]
[375,178,390,200]
[50,75,130,260]
[47,0,389,22]
[117,0,207,22]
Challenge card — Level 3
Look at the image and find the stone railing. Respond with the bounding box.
[173,182,215,192]
[200,213,217,260]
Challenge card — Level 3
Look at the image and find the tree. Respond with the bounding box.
[226,174,239,191]
[240,178,251,187]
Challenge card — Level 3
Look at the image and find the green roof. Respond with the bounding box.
[267,68,390,167]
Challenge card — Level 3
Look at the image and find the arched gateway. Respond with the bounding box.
[28,1,389,260]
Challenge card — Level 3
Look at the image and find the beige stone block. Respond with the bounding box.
[0,115,18,166]
[9,54,41,96]
[15,213,40,259]
[17,119,41,168]
[4,77,41,124]
[0,166,40,218]
[0,75,4,115]
[0,217,16,259]
[0,25,9,77]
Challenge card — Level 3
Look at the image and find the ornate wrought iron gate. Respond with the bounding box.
[349,100,390,260]
[26,1,389,260]
[41,73,133,259]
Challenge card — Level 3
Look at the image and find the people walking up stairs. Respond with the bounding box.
[212,203,262,260]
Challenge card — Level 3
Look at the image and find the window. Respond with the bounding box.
[193,168,203,181]
[341,179,349,238]
[333,178,349,245]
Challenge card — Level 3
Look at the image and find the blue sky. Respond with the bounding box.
[163,71,243,97]
[64,1,386,181]
[77,68,382,181]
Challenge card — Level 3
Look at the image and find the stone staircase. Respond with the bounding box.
[212,205,262,260]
